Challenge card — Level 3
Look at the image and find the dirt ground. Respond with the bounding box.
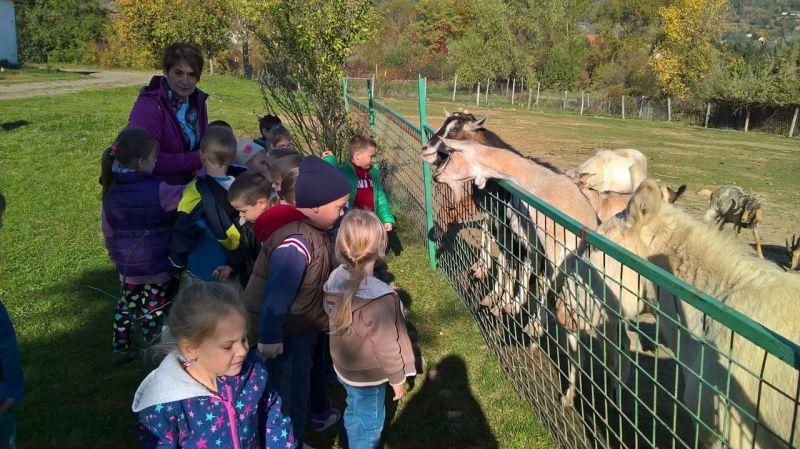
[385,98,800,270]
[0,70,155,100]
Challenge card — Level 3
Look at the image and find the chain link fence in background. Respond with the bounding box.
[345,77,800,449]
[346,76,800,139]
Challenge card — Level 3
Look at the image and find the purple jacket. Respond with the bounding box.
[134,351,295,449]
[128,76,207,185]
[102,171,176,278]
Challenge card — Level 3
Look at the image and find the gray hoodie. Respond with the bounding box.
[132,351,213,412]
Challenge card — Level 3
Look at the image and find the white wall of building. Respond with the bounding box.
[0,0,18,65]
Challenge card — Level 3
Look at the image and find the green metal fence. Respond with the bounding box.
[344,77,800,449]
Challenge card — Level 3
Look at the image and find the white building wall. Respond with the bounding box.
[0,0,18,65]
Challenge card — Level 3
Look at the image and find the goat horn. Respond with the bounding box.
[788,238,793,257]
[444,107,451,118]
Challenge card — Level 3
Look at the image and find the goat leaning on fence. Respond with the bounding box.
[595,179,800,449]
[427,135,606,405]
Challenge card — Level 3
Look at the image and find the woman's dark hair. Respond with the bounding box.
[162,43,204,78]
[100,128,159,198]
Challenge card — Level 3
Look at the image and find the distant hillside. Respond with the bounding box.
[727,0,800,43]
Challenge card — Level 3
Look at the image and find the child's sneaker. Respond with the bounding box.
[310,407,341,432]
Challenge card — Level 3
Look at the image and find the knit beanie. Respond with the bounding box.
[235,137,266,165]
[295,156,351,208]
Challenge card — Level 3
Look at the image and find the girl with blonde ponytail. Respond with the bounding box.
[323,209,416,449]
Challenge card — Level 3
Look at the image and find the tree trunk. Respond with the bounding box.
[704,102,712,128]
[580,90,584,115]
[744,107,750,132]
[209,55,215,75]
[476,82,480,106]
[452,74,457,103]
[562,90,567,109]
[535,82,540,105]
[621,95,626,119]
[527,88,532,111]
[789,107,799,137]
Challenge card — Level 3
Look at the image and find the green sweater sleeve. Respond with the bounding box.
[372,166,396,225]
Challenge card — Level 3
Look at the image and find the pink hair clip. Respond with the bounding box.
[109,145,118,156]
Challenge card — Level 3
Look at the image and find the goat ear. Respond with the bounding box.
[629,179,663,222]
[667,184,687,204]
[474,176,488,189]
[578,172,594,183]
[467,116,489,131]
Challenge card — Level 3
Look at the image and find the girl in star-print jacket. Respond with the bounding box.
[132,281,295,449]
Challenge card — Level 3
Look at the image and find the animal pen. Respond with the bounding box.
[343,77,800,449]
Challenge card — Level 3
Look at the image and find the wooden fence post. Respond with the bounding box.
[511,78,516,105]
[790,107,799,137]
[452,73,458,103]
[704,102,712,128]
[667,97,672,122]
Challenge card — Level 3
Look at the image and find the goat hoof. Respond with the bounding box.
[561,391,575,408]
[503,303,521,315]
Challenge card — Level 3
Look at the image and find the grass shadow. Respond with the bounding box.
[388,355,499,449]
[1,120,30,131]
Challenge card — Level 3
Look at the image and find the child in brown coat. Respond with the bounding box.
[323,209,416,449]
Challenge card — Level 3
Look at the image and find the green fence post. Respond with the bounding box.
[342,77,349,113]
[367,78,375,129]
[418,75,437,269]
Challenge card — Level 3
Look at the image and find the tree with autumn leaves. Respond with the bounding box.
[650,0,729,99]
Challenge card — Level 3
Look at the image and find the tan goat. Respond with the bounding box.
[595,179,800,449]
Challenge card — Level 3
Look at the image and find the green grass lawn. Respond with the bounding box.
[0,66,91,85]
[0,75,551,448]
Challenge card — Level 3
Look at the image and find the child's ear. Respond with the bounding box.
[256,197,268,209]
[179,339,198,361]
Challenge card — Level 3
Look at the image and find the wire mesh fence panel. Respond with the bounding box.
[345,79,800,449]
[345,93,429,242]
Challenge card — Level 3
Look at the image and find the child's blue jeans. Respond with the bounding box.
[340,381,386,449]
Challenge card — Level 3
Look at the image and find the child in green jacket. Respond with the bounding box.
[322,135,396,230]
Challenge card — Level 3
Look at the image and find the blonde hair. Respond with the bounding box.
[332,209,387,333]
[200,127,237,166]
[279,167,299,205]
[157,280,247,355]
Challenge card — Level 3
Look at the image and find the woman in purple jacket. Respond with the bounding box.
[128,43,209,185]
